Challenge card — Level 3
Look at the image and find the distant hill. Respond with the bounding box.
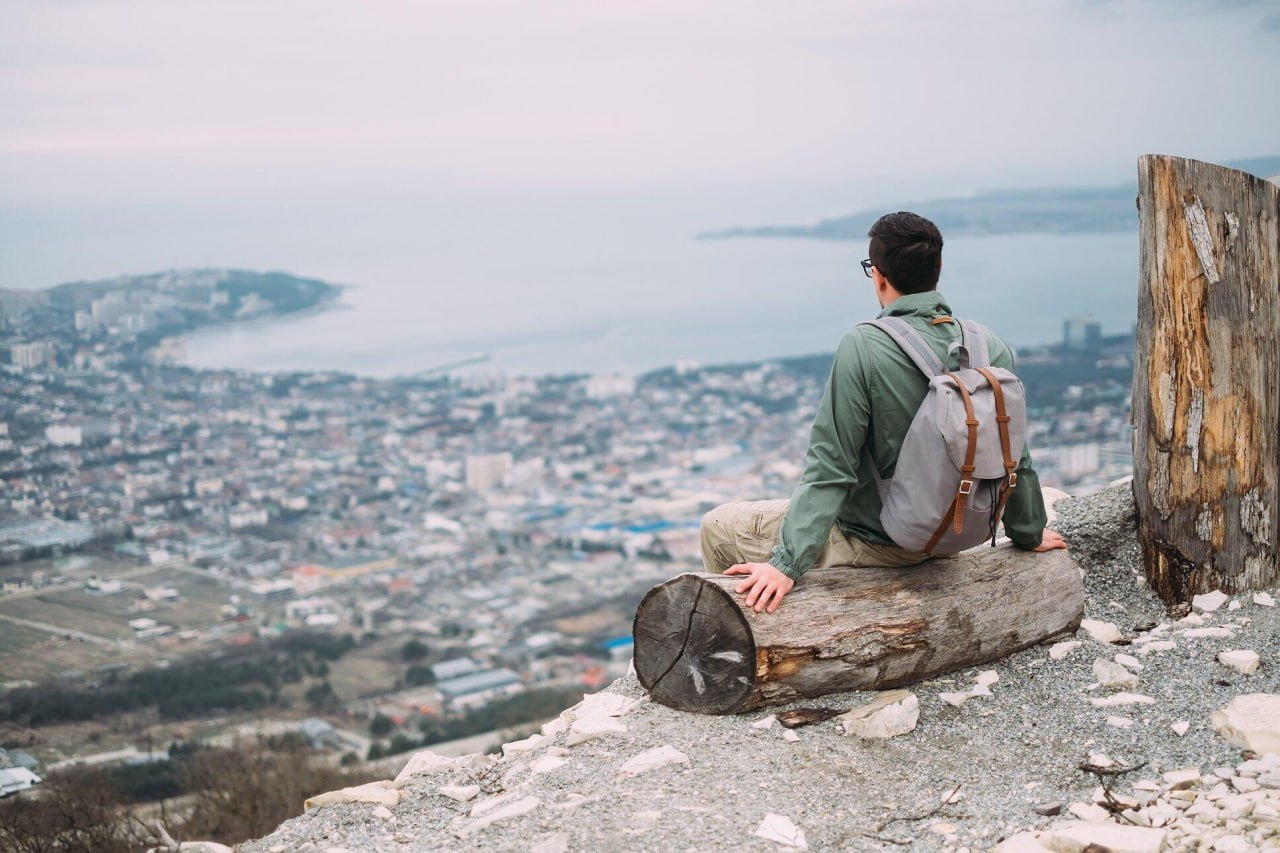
[698,155,1280,241]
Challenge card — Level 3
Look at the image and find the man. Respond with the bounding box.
[700,211,1068,614]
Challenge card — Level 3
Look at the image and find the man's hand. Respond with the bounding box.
[724,562,794,613]
[1032,529,1068,552]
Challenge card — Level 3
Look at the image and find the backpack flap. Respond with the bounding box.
[935,368,1027,480]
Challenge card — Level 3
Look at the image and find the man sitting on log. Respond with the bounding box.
[701,211,1069,614]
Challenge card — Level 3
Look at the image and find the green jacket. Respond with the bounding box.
[770,290,1048,581]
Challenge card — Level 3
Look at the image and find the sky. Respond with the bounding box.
[1,0,1278,290]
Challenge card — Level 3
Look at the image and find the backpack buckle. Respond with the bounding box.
[958,479,974,496]
[1006,473,1018,488]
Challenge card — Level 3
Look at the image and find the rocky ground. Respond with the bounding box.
[237,484,1280,852]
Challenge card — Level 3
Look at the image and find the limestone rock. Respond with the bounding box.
[1171,720,1190,737]
[1080,619,1123,643]
[371,805,394,819]
[1217,649,1261,675]
[1162,767,1201,789]
[305,780,400,811]
[1253,591,1276,607]
[1180,626,1234,639]
[1192,590,1229,613]
[618,745,690,777]
[1134,640,1177,656]
[1089,692,1156,708]
[754,813,807,849]
[1115,653,1143,671]
[996,830,1051,852]
[454,796,540,838]
[502,732,549,757]
[1049,640,1082,661]
[1212,694,1280,754]
[751,714,777,730]
[1093,657,1140,691]
[529,754,567,775]
[1106,715,1134,728]
[1067,802,1109,821]
[837,690,919,739]
[781,728,800,743]
[438,783,481,802]
[394,749,488,788]
[1040,819,1166,853]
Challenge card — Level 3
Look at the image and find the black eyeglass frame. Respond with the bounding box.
[860,259,874,278]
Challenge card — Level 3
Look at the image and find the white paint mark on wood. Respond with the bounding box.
[1186,388,1204,474]
[1241,489,1270,544]
[688,665,705,694]
[1184,197,1221,283]
[710,650,743,663]
[1197,506,1214,542]
[1158,369,1177,442]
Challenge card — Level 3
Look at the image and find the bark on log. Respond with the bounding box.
[1133,155,1280,603]
[632,547,1083,715]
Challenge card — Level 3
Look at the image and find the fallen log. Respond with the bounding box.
[632,546,1083,714]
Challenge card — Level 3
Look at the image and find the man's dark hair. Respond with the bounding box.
[867,212,944,295]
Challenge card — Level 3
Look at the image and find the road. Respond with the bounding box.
[0,610,120,647]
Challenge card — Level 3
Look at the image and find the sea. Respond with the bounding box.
[4,187,1138,377]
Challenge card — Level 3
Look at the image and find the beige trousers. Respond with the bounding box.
[699,499,930,574]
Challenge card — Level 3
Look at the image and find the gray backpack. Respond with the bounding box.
[859,316,1027,556]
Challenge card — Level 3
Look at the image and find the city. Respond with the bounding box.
[0,269,1133,806]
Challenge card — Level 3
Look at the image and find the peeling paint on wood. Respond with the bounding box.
[1184,196,1221,284]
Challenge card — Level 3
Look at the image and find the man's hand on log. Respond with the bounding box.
[724,562,794,613]
[1032,529,1068,552]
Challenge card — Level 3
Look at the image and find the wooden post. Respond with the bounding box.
[1133,155,1280,603]
[632,548,1083,715]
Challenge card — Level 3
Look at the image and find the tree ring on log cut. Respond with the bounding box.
[632,573,756,714]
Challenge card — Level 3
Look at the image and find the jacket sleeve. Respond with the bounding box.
[986,331,1048,550]
[769,333,872,581]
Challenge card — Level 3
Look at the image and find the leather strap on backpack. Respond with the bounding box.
[924,372,980,553]
[975,366,1019,541]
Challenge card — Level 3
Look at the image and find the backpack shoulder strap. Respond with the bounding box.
[956,318,991,368]
[859,317,945,378]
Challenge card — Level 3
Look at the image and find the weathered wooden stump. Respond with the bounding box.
[1133,155,1280,603]
[632,547,1083,714]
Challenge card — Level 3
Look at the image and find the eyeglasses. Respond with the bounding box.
[860,259,874,278]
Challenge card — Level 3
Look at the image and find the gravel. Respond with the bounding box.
[240,484,1280,852]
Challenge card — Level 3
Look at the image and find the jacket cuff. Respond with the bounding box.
[769,546,806,582]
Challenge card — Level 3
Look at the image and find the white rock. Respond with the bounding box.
[454,796,540,838]
[529,755,567,775]
[502,732,549,757]
[1094,657,1141,691]
[438,784,481,802]
[995,831,1051,852]
[530,832,570,853]
[838,690,919,739]
[1252,592,1276,607]
[577,691,644,717]
[1213,836,1252,853]
[1163,767,1202,789]
[1089,692,1157,708]
[1181,627,1235,639]
[305,780,400,811]
[1041,820,1167,853]
[1115,653,1143,671]
[1217,650,1261,675]
[1068,802,1111,821]
[394,750,488,787]
[1049,640,1082,660]
[565,712,628,747]
[1134,640,1177,656]
[540,712,571,739]
[1107,716,1135,728]
[1088,752,1115,768]
[1230,776,1260,793]
[1193,590,1230,613]
[1178,613,1207,627]
[1213,694,1280,754]
[1227,600,1242,611]
[1171,721,1191,737]
[617,745,690,777]
[975,670,999,688]
[781,728,800,743]
[755,814,808,849]
[1081,619,1124,644]
[751,714,777,730]
[372,805,394,819]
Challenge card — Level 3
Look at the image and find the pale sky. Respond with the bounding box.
[3,0,1278,206]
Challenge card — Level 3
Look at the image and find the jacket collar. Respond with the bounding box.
[877,290,952,320]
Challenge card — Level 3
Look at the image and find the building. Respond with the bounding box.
[10,341,54,369]
[430,657,480,681]
[466,453,513,491]
[584,374,636,399]
[1062,316,1103,358]
[249,578,296,602]
[0,767,41,798]
[435,668,522,711]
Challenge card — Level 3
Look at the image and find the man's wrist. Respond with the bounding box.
[768,548,805,583]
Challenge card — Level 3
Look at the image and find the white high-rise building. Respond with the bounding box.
[465,453,513,491]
